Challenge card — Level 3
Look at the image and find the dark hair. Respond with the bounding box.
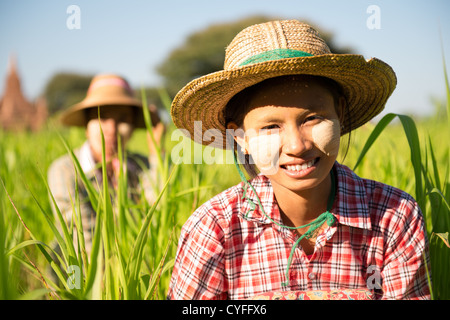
[225,75,351,178]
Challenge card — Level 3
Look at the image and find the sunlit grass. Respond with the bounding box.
[1,82,449,299]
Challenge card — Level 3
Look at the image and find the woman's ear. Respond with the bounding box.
[227,122,248,154]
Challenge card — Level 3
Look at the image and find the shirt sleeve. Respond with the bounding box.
[380,197,431,300]
[167,209,228,300]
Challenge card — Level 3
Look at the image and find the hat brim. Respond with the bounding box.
[171,54,397,149]
[60,97,150,128]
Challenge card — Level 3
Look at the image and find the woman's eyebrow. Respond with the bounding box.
[253,108,312,123]
[254,115,282,123]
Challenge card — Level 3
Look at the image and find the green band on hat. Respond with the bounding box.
[239,49,314,66]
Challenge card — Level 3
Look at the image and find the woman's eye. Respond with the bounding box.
[261,124,279,130]
[304,116,321,123]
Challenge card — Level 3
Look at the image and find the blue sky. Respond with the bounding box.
[0,0,449,118]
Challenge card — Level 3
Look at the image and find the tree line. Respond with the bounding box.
[44,15,353,117]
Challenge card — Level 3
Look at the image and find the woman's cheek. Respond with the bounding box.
[311,119,340,156]
[86,120,103,155]
[248,133,281,175]
[118,122,134,142]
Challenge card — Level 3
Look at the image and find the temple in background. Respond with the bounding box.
[0,55,47,131]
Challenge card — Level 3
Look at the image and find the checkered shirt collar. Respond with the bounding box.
[238,162,372,230]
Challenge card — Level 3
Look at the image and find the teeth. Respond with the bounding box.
[285,160,315,171]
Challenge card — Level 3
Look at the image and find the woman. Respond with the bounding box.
[48,74,164,257]
[167,20,430,300]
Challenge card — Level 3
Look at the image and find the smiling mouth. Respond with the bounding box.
[281,158,319,172]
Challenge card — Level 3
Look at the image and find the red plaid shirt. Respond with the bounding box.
[167,162,431,300]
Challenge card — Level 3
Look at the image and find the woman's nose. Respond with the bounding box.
[281,127,311,156]
[100,118,117,135]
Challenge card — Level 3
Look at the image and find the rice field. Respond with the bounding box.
[0,88,449,300]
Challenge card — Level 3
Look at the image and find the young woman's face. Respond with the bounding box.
[237,78,342,195]
[85,106,134,163]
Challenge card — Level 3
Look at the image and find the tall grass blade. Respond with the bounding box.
[423,250,434,300]
[141,88,164,174]
[17,289,51,300]
[82,213,102,297]
[440,32,450,138]
[396,114,423,205]
[0,200,14,299]
[34,167,78,263]
[432,232,450,248]
[98,112,117,300]
[353,113,423,204]
[126,164,178,295]
[430,232,450,299]
[352,113,397,171]
[0,176,67,290]
[73,173,89,278]
[428,188,450,212]
[427,136,442,191]
[144,228,175,300]
[158,87,173,114]
[56,129,99,208]
[26,179,86,297]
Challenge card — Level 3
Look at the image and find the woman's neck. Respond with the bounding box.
[271,173,332,228]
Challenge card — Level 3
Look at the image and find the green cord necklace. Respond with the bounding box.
[232,151,336,287]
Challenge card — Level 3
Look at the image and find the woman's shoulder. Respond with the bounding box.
[335,162,417,202]
[334,162,421,226]
[181,181,245,230]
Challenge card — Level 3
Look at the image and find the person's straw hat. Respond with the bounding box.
[60,74,156,128]
[171,20,397,148]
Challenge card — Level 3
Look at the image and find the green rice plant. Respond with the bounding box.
[422,49,450,299]
[3,124,173,299]
[1,87,223,299]
[353,113,424,208]
[0,178,19,300]
[350,59,450,298]
[0,126,67,299]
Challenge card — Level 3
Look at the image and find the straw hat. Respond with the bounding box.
[171,20,397,148]
[60,74,155,128]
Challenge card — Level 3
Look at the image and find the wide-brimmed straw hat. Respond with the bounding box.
[170,20,397,149]
[61,74,156,128]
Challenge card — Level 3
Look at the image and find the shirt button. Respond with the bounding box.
[308,272,316,280]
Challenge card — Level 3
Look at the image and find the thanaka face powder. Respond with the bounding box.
[311,118,340,156]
